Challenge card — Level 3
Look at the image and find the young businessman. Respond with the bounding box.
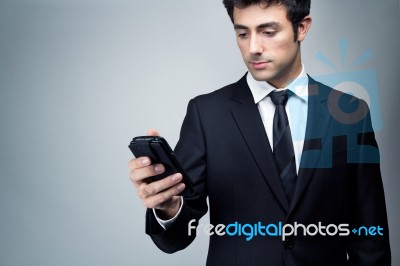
[129,1,391,265]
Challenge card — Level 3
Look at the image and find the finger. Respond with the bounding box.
[130,163,165,184]
[144,173,183,196]
[128,156,151,170]
[143,183,185,209]
[147,129,160,136]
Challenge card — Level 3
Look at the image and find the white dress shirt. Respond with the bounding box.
[155,65,310,228]
[247,64,309,173]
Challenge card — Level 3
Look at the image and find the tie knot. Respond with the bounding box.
[270,90,289,106]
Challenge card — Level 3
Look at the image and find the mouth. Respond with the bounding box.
[250,61,271,70]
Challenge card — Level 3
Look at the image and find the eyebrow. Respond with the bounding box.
[234,22,281,30]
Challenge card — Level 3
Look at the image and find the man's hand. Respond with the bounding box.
[129,129,185,219]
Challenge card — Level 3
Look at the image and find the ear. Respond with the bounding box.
[297,16,312,42]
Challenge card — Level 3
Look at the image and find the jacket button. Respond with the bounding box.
[284,238,294,249]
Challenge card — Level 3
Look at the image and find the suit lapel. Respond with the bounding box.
[289,77,332,214]
[231,75,289,212]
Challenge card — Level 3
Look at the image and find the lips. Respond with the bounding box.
[250,61,270,70]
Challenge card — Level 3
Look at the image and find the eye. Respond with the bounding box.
[237,32,248,39]
[263,31,276,37]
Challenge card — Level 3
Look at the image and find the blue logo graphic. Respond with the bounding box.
[314,39,382,132]
[288,39,382,167]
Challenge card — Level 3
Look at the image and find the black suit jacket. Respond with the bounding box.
[145,74,391,266]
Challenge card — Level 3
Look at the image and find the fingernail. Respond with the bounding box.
[154,165,164,173]
[171,173,182,182]
[177,183,185,191]
[141,158,150,166]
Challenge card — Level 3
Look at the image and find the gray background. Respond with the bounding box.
[0,0,398,265]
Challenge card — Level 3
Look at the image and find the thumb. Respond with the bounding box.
[147,129,160,136]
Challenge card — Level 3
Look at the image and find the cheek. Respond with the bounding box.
[237,42,249,57]
[269,39,296,59]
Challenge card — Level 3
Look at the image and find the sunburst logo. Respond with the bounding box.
[289,39,382,167]
[314,39,382,132]
[316,39,373,69]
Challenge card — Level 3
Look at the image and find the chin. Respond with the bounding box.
[249,71,274,82]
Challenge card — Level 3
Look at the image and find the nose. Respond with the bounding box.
[249,34,263,55]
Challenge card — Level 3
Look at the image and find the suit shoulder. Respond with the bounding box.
[193,73,249,104]
[193,82,237,104]
[311,77,372,129]
[311,77,368,106]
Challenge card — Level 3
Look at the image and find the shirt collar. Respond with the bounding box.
[246,64,309,104]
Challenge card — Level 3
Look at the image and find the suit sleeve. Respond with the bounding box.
[145,98,208,253]
[345,100,391,265]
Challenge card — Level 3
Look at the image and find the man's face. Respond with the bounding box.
[233,4,307,88]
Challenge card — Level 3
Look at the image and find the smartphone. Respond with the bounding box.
[129,136,198,199]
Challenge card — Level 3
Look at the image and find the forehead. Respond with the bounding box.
[232,4,289,27]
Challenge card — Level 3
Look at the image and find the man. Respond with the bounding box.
[129,0,391,265]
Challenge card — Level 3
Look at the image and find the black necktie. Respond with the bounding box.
[270,90,297,204]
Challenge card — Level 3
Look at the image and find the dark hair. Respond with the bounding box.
[222,0,310,41]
